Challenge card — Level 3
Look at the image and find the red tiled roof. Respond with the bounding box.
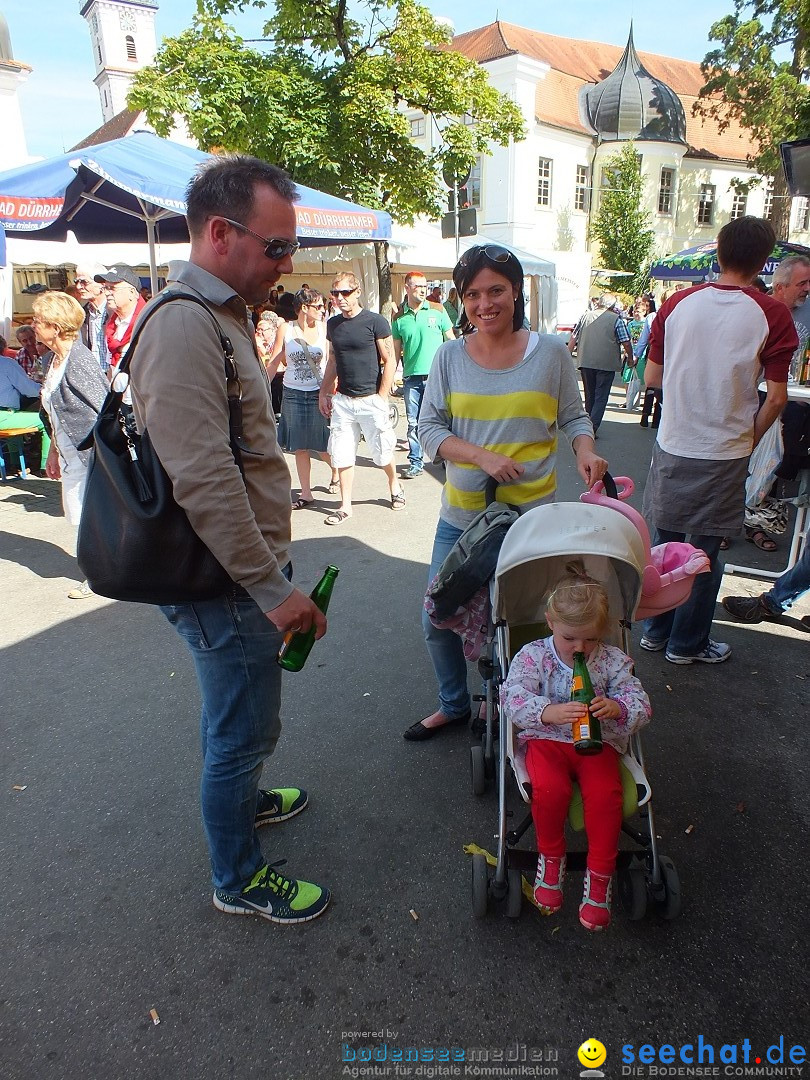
[449,22,753,163]
[70,109,142,151]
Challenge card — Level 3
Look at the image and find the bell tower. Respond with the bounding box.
[80,0,158,123]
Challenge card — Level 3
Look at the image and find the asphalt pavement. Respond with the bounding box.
[1,386,808,1080]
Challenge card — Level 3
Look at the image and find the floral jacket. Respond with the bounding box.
[502,637,651,755]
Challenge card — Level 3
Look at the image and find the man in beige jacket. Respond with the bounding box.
[131,155,330,925]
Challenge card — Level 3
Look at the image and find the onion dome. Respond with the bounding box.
[579,26,686,144]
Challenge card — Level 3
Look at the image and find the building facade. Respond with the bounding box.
[406,21,810,268]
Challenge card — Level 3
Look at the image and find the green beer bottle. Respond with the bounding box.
[570,651,603,755]
[277,565,339,672]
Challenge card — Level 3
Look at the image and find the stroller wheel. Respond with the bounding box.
[655,857,682,921]
[618,862,648,921]
[388,402,400,427]
[470,744,487,796]
[505,867,523,919]
[472,853,489,918]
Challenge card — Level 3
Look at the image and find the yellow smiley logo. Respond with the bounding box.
[578,1040,607,1069]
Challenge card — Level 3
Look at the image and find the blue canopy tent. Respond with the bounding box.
[0,131,392,291]
[650,239,810,281]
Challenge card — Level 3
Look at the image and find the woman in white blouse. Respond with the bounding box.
[271,288,339,507]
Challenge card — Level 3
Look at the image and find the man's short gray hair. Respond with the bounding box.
[75,262,108,279]
[772,255,810,287]
[186,154,298,237]
[599,293,617,310]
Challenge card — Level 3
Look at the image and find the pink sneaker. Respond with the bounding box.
[533,854,566,914]
[579,869,613,931]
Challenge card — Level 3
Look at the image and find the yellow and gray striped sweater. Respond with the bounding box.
[418,333,593,529]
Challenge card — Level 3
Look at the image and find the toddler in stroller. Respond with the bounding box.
[502,561,651,931]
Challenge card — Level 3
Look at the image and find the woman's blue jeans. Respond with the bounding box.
[161,586,286,893]
[422,518,471,719]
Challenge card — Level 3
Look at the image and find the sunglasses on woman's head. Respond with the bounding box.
[330,288,357,297]
[457,244,515,268]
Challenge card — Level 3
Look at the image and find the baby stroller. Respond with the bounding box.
[471,476,708,924]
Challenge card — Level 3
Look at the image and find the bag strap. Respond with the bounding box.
[293,334,323,387]
[81,292,257,461]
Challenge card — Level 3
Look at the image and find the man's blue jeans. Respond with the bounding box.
[766,539,810,612]
[422,517,471,718]
[161,585,286,893]
[404,374,428,469]
[580,368,616,433]
[643,531,724,655]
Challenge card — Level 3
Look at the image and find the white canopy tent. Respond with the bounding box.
[1,233,381,336]
[387,223,558,331]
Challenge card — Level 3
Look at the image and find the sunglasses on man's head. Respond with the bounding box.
[330,288,357,297]
[457,244,515,269]
[218,216,300,261]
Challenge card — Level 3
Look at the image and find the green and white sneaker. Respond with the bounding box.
[213,861,330,924]
[255,787,308,828]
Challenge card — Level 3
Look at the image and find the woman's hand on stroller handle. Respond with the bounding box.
[573,442,608,489]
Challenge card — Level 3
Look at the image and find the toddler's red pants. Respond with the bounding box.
[525,740,623,876]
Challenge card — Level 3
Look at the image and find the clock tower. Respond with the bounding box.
[80,1,158,123]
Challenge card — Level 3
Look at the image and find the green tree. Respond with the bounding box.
[695,0,810,239]
[128,0,525,305]
[589,144,654,293]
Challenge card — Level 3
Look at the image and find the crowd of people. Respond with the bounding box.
[1,154,808,933]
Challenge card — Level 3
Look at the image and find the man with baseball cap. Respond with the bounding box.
[94,263,145,369]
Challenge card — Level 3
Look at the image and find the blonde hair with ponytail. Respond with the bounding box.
[545,561,610,633]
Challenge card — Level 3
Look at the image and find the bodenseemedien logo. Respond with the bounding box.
[579,1039,607,1078]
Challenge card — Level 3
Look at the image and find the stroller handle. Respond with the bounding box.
[586,473,632,502]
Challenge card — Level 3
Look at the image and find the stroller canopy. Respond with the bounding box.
[492,502,646,633]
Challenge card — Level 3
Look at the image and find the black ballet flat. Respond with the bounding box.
[402,711,471,741]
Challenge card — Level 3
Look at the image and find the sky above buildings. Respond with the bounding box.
[4,0,735,160]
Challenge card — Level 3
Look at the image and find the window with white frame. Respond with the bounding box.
[730,191,747,219]
[468,157,482,208]
[574,165,589,212]
[537,158,553,207]
[409,115,426,138]
[796,197,810,231]
[763,180,774,221]
[461,112,475,126]
[697,184,716,226]
[658,168,675,215]
[125,35,137,62]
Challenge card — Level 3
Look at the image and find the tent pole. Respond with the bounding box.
[145,216,158,294]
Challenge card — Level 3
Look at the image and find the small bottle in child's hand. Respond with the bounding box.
[570,651,603,755]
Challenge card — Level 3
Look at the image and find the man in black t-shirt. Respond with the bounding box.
[318,272,405,525]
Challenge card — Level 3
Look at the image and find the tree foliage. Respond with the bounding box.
[128,0,524,227]
[695,0,810,237]
[589,144,654,293]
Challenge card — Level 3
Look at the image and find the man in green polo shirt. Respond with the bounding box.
[392,271,454,478]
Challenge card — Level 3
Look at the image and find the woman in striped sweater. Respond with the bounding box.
[404,245,608,741]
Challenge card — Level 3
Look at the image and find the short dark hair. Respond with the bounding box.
[185,154,298,236]
[716,216,775,277]
[452,245,525,333]
[293,287,324,313]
